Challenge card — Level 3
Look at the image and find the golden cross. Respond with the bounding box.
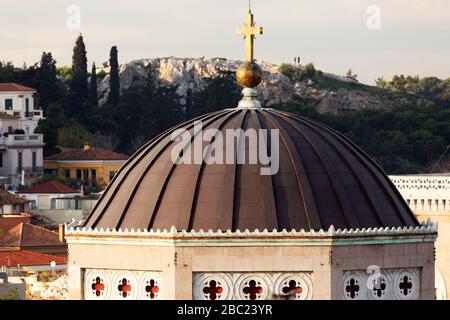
[237,9,263,62]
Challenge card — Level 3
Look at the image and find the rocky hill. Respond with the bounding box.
[96,57,428,114]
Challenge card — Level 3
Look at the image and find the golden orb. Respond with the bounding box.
[236,61,263,88]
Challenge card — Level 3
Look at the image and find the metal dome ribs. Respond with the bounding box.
[84,109,419,232]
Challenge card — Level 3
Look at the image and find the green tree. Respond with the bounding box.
[114,67,183,153]
[56,66,72,81]
[375,77,388,88]
[304,63,317,78]
[90,62,98,107]
[36,52,60,111]
[57,124,92,149]
[68,34,89,117]
[278,63,305,81]
[0,61,16,82]
[418,77,442,98]
[279,101,450,174]
[390,75,407,91]
[108,46,120,106]
[0,60,39,88]
[278,63,296,80]
[35,102,66,156]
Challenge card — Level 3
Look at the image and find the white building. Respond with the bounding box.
[390,174,450,300]
[0,83,45,187]
[17,180,87,225]
[17,180,81,210]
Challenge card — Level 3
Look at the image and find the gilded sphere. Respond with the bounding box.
[236,61,263,88]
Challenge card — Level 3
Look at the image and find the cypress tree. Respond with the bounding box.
[69,34,89,116]
[37,52,59,112]
[90,62,98,107]
[108,46,120,105]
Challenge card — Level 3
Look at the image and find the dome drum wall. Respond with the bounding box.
[66,225,437,300]
[84,109,418,232]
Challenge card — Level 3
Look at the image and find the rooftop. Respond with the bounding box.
[0,213,31,233]
[0,223,64,248]
[18,180,78,195]
[0,250,66,267]
[45,145,129,161]
[0,189,30,205]
[0,83,36,92]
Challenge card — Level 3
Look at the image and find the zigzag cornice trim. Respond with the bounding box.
[65,219,437,238]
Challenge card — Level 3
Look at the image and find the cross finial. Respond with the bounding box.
[237,8,263,62]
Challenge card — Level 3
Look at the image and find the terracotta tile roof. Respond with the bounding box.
[0,112,20,120]
[0,223,64,247]
[0,83,36,92]
[45,147,129,161]
[0,188,30,205]
[0,250,66,267]
[0,214,31,232]
[18,180,78,194]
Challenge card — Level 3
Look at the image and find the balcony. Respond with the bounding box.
[16,166,44,176]
[24,110,44,119]
[7,110,44,120]
[0,133,44,146]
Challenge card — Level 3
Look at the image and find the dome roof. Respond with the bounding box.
[84,108,418,231]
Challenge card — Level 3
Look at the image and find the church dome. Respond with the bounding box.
[84,108,418,231]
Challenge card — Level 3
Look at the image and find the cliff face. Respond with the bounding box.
[97,57,426,114]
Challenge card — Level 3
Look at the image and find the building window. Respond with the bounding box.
[18,152,23,172]
[109,171,117,181]
[64,169,71,178]
[76,169,82,180]
[91,169,96,181]
[30,200,37,209]
[44,169,56,175]
[32,151,37,172]
[0,152,3,168]
[8,126,13,134]
[83,169,89,181]
[5,99,13,110]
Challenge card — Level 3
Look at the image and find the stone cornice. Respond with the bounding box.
[64,221,437,247]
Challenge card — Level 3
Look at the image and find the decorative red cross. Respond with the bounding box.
[399,276,412,296]
[118,278,132,298]
[145,279,159,299]
[91,277,105,297]
[373,280,386,297]
[243,280,263,300]
[346,278,360,299]
[282,280,303,297]
[203,280,223,300]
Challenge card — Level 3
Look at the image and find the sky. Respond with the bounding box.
[1,0,449,84]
